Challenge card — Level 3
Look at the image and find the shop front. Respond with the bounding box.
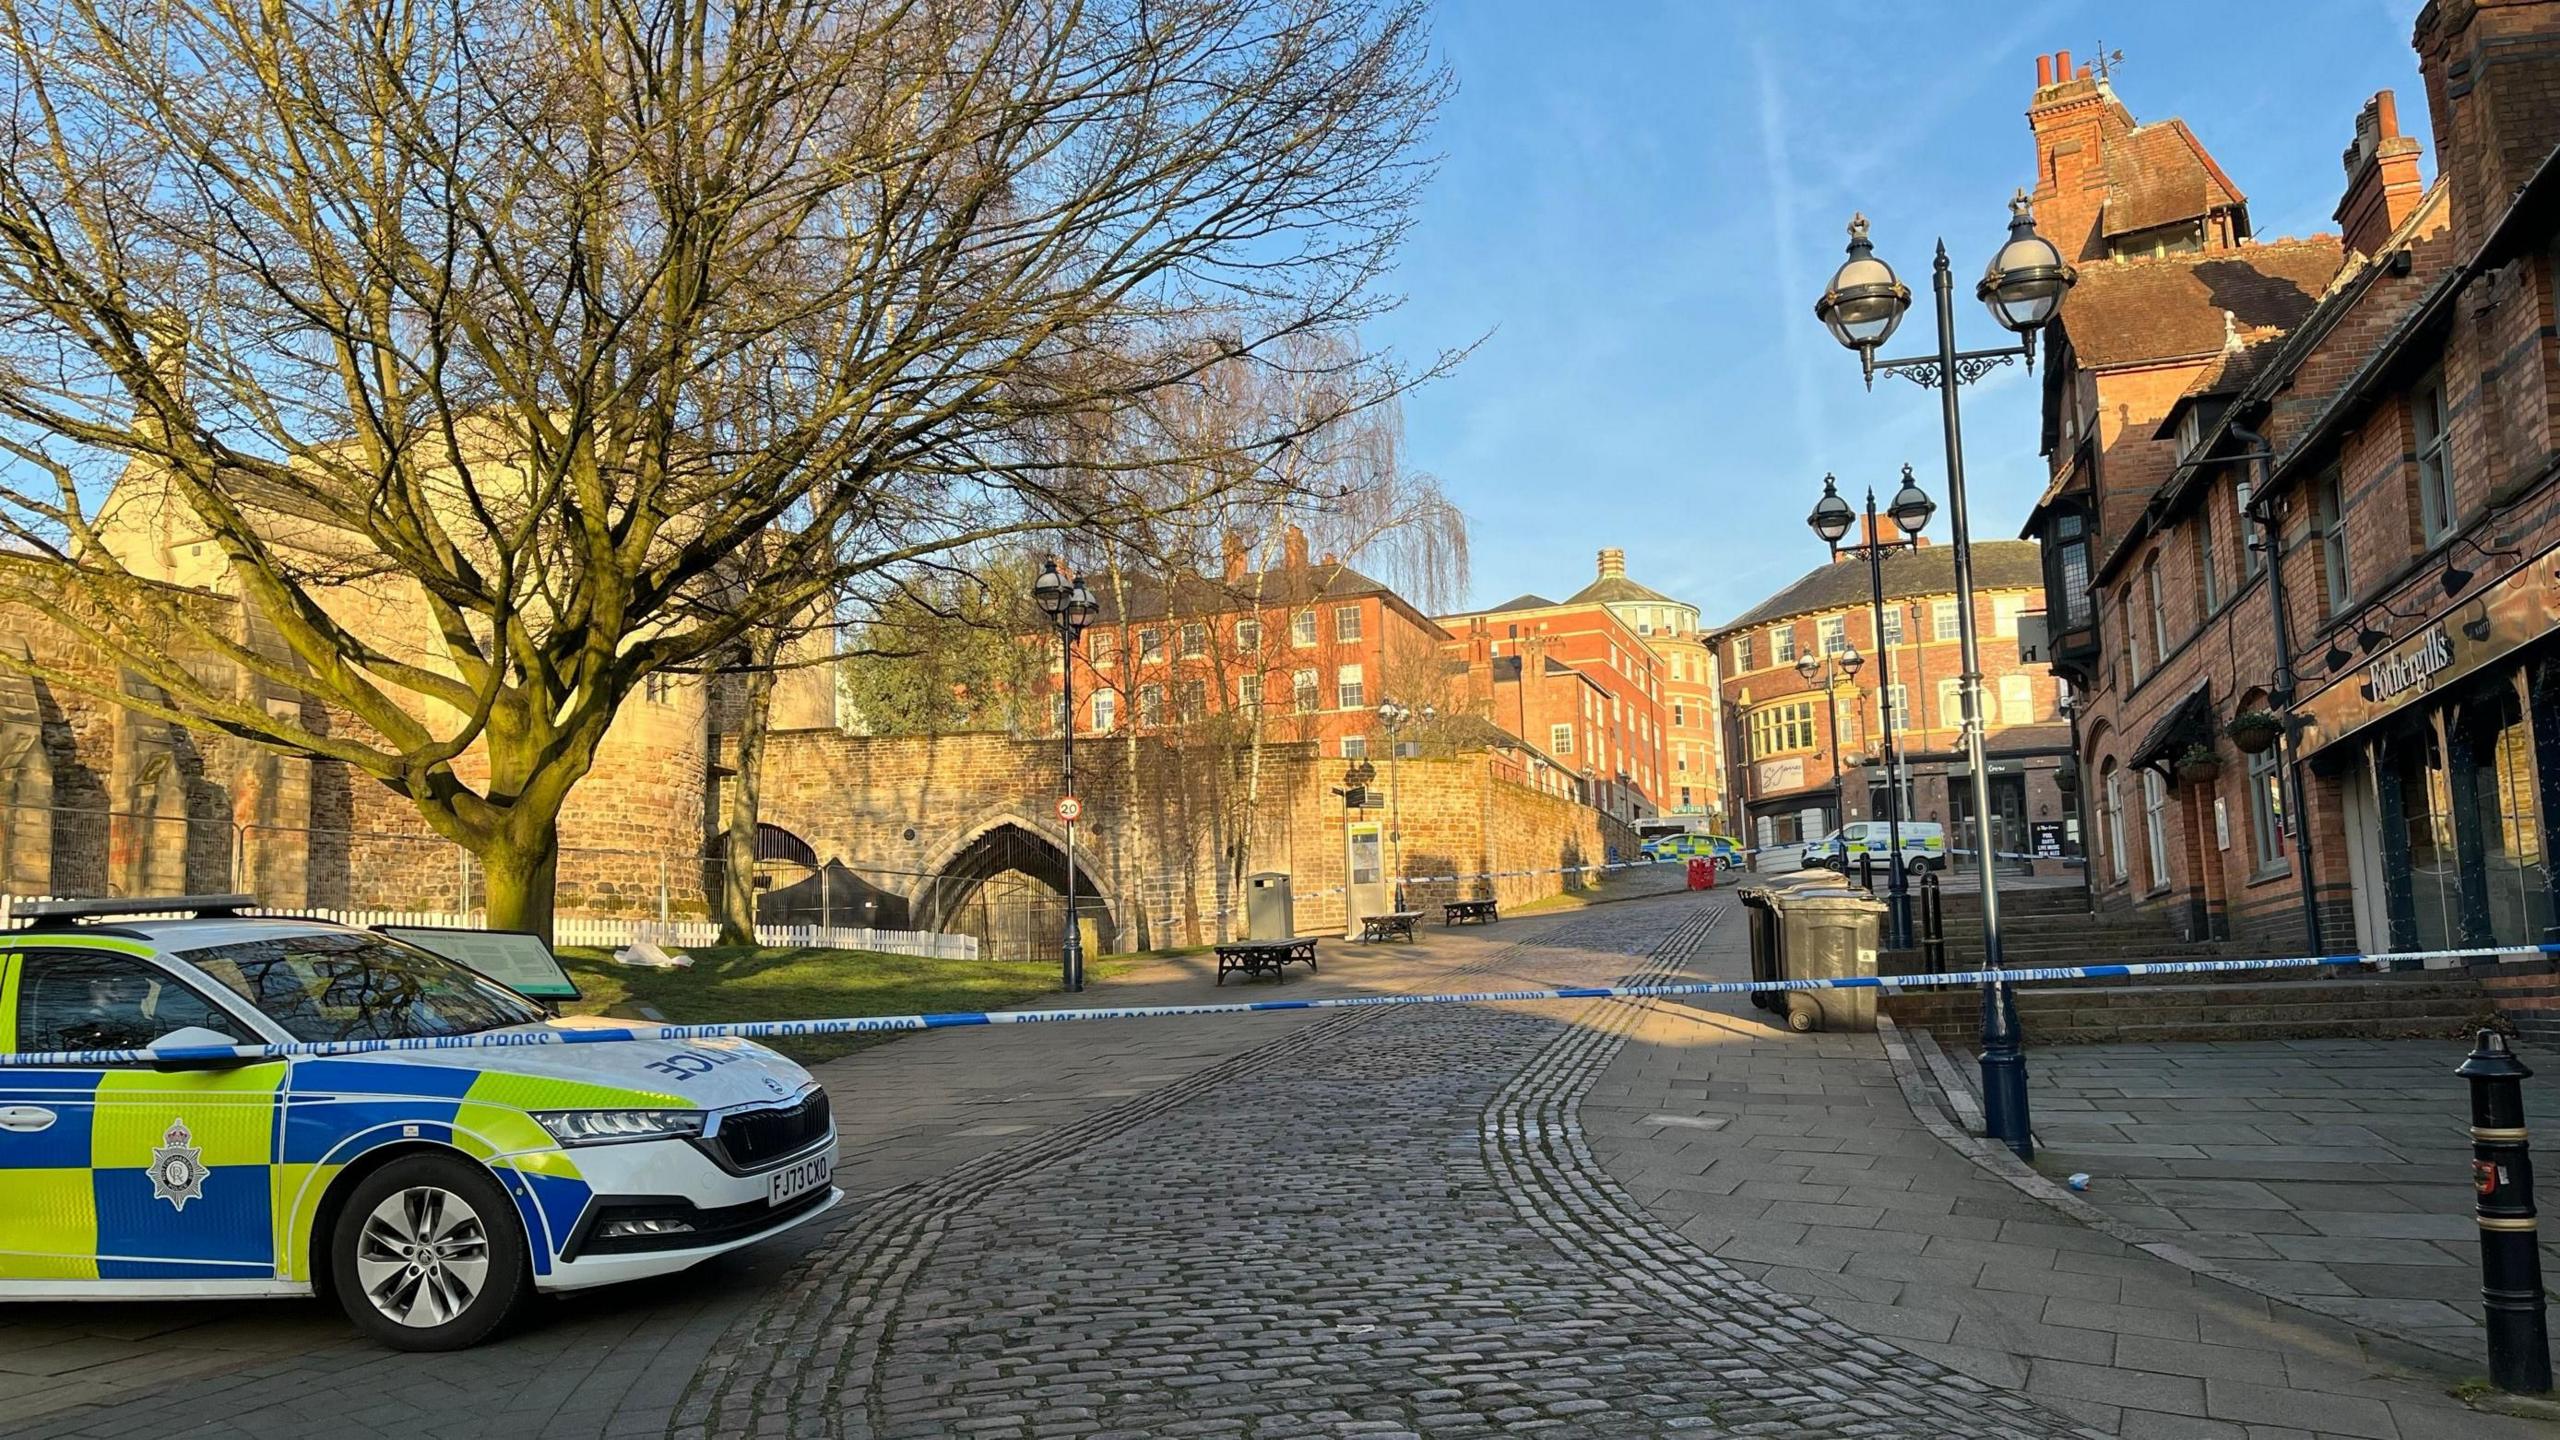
[2297,546,2560,955]
[1743,753,1835,856]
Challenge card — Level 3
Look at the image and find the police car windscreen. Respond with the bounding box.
[184,932,549,1043]
[378,927,580,1001]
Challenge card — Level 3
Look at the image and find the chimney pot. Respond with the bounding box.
[2076,64,2092,80]
[1282,525,1309,570]
[1221,531,1248,583]
[2334,88,2425,256]
[2055,49,2071,79]
[2036,54,2054,88]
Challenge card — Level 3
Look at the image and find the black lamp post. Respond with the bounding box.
[1032,558,1099,993]
[1377,697,1433,908]
[1793,645,1863,841]
[1813,190,2074,1161]
[1808,466,1935,948]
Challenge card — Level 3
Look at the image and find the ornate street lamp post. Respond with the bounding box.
[1812,191,2074,1160]
[1377,697,1433,908]
[1032,558,1099,993]
[1808,466,1936,947]
[1793,646,1863,845]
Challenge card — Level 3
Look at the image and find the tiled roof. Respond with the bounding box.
[2102,120,2244,239]
[1477,592,1558,614]
[1710,541,2046,635]
[1093,562,1401,625]
[1566,575,1677,606]
[2057,238,2343,370]
[2148,333,2286,438]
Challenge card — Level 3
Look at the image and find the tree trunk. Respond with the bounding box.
[1105,553,1151,952]
[480,823,561,942]
[717,645,780,946]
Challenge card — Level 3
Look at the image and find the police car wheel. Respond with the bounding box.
[330,1154,529,1351]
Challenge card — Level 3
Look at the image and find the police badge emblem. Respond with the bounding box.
[149,1118,208,1212]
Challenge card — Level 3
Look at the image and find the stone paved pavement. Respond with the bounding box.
[2023,1039,2560,1368]
[1583,952,2553,1438]
[678,898,2077,1438]
[0,941,1413,1437]
[5,892,2543,1439]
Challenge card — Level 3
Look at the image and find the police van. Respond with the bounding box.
[1799,821,1946,874]
[0,896,839,1350]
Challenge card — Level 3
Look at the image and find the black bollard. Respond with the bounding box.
[2458,1029,2551,1394]
[1920,868,1945,973]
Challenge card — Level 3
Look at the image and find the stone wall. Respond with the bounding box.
[5,587,1637,946]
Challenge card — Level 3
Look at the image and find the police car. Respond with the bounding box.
[0,896,839,1350]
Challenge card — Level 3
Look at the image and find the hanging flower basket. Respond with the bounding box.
[2175,744,2221,784]
[2226,710,2284,755]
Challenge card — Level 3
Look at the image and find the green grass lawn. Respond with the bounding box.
[556,945,1133,1064]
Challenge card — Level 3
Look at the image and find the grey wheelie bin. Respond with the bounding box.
[1740,873,1888,1033]
[1736,871,1828,1018]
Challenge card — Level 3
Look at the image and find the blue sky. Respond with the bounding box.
[1367,0,2432,623]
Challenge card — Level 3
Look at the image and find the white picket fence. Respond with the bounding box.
[0,895,978,961]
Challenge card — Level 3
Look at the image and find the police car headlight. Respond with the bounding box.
[533,1109,708,1147]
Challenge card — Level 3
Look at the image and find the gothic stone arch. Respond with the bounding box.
[913,812,1118,961]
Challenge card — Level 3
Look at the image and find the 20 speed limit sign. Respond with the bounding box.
[1056,795,1083,823]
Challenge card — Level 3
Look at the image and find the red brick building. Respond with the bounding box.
[1439,572,1673,823]
[1050,526,1453,759]
[2021,3,2560,957]
[1708,541,2069,862]
[1560,549,1727,825]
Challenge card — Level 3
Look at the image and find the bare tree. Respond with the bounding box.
[1053,332,1463,938]
[0,0,1450,936]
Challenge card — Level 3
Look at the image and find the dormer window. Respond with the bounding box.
[2174,406,2203,462]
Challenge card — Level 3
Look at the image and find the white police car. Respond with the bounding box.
[0,896,839,1350]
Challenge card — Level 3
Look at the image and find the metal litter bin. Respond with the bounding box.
[1771,881,1888,1034]
[1246,872,1295,940]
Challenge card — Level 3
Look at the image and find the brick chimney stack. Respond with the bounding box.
[1281,524,1309,570]
[2334,91,2426,256]
[1597,547,1626,581]
[2417,0,2560,258]
[1221,531,1249,583]
[2026,47,2135,262]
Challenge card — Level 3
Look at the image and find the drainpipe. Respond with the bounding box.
[2227,413,2324,951]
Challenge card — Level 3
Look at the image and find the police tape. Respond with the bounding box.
[9,939,2557,1070]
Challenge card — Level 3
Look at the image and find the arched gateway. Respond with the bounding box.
[912,814,1116,962]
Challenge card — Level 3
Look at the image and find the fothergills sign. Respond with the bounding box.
[2296,539,2560,756]
[2366,625,2453,702]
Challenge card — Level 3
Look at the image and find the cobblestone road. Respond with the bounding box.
[679,899,2076,1439]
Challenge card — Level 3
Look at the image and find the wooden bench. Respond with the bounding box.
[1357,910,1422,944]
[1214,936,1319,984]
[1442,899,1499,926]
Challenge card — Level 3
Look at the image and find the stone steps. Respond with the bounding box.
[1882,972,2497,1047]
[2028,1013,2494,1044]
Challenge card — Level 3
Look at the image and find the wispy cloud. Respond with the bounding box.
[1751,38,1824,472]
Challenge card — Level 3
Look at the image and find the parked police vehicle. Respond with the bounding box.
[0,896,837,1350]
[1792,821,1947,875]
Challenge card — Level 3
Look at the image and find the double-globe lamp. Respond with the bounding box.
[1032,559,1100,991]
[1808,190,2072,1164]
[1807,469,1937,549]
[1814,192,2071,382]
